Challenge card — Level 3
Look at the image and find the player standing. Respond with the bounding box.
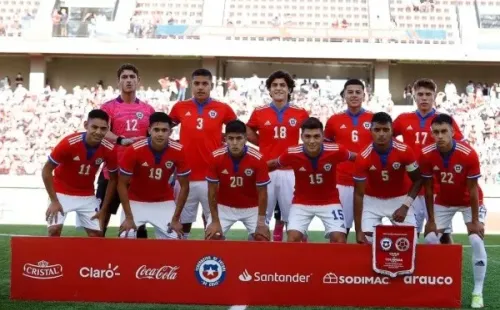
[353,112,422,244]
[420,114,486,309]
[205,120,271,240]
[246,70,309,241]
[169,68,237,239]
[97,63,155,238]
[114,112,189,238]
[268,117,355,243]
[43,110,117,237]
[393,78,464,243]
[324,79,373,235]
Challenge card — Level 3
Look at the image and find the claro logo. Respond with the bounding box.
[80,264,120,279]
[404,276,454,285]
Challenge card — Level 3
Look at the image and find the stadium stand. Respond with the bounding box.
[0,0,39,37]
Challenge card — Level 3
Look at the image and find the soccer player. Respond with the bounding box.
[353,112,422,244]
[420,114,486,309]
[324,79,373,235]
[115,112,190,239]
[393,78,464,243]
[169,68,237,239]
[97,63,155,238]
[205,120,271,240]
[246,70,309,240]
[268,117,355,243]
[43,110,117,237]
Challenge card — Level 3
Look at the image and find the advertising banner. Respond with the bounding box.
[11,237,462,308]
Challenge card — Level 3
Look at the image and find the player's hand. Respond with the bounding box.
[168,218,183,239]
[392,205,409,223]
[119,217,137,236]
[356,231,368,244]
[254,224,271,241]
[91,209,106,233]
[45,200,64,225]
[424,220,437,237]
[205,221,223,240]
[468,220,485,239]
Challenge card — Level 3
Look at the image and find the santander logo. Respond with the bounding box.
[136,265,179,280]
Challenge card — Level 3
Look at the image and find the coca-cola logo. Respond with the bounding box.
[23,260,63,280]
[136,265,179,280]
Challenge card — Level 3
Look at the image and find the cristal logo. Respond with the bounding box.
[404,276,453,285]
[136,265,179,280]
[238,270,252,282]
[323,272,390,285]
[238,269,311,283]
[80,264,120,279]
[23,260,63,280]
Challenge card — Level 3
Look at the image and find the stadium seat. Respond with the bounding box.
[0,0,39,36]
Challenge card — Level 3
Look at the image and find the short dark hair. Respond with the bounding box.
[225,120,246,135]
[371,112,392,125]
[343,79,364,91]
[431,113,453,126]
[149,112,173,127]
[301,117,323,131]
[88,109,109,123]
[192,68,213,81]
[117,63,139,79]
[266,70,295,101]
[413,78,437,92]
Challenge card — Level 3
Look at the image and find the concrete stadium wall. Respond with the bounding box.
[0,56,30,84]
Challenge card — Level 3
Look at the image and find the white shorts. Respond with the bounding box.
[337,185,354,229]
[48,193,100,231]
[175,181,210,224]
[362,195,416,233]
[434,204,487,231]
[267,169,294,223]
[120,200,178,239]
[413,195,452,234]
[218,204,258,236]
[288,204,347,238]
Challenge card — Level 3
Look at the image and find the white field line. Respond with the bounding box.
[228,306,247,310]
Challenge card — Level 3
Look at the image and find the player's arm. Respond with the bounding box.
[353,157,367,243]
[255,159,271,240]
[42,160,58,203]
[419,156,436,230]
[451,117,466,142]
[205,156,223,239]
[99,150,119,216]
[268,151,290,172]
[405,166,423,201]
[246,110,259,146]
[173,164,190,222]
[466,151,483,237]
[117,148,136,227]
[392,115,403,139]
[324,116,335,142]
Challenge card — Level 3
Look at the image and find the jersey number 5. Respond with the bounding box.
[381,170,389,181]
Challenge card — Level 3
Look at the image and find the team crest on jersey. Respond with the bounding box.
[392,162,401,170]
[136,112,144,119]
[244,169,253,176]
[208,110,217,119]
[363,122,371,129]
[95,158,103,165]
[165,161,174,169]
[454,164,463,173]
[324,163,332,172]
[380,238,392,251]
[289,118,298,127]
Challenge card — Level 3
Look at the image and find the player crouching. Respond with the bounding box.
[114,112,190,239]
[43,110,118,237]
[269,117,355,243]
[420,114,487,309]
[353,112,422,244]
[205,120,271,241]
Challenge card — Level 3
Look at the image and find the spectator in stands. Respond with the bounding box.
[176,77,188,101]
[444,80,457,101]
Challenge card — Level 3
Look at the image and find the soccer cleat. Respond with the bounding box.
[471,293,484,308]
[273,222,284,242]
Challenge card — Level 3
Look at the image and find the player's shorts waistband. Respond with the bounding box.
[364,195,406,201]
[292,203,342,208]
[219,204,258,209]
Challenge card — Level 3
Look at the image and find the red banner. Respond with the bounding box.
[11,237,462,308]
[373,224,417,277]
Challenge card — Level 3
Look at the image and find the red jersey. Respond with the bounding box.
[120,139,190,203]
[277,143,352,206]
[419,141,483,207]
[324,109,373,186]
[48,132,118,196]
[169,98,236,181]
[246,103,309,163]
[100,96,155,179]
[353,140,418,199]
[206,146,270,208]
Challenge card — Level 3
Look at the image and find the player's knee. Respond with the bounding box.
[440,233,453,244]
[86,229,102,237]
[182,223,192,233]
[286,230,302,242]
[424,232,440,244]
[329,232,346,243]
[48,225,62,237]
